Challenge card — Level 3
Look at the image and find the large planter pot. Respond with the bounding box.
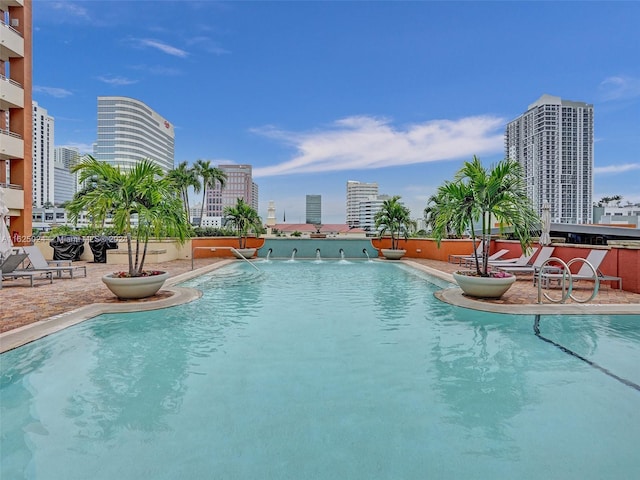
[232,248,256,259]
[452,271,516,298]
[102,271,170,299]
[380,249,406,260]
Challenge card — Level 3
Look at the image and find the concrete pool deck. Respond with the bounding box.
[1,257,639,353]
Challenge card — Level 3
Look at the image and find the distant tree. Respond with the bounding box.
[167,161,201,222]
[223,198,263,248]
[374,195,414,250]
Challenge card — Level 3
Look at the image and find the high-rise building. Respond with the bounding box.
[346,180,378,227]
[206,164,258,217]
[94,96,175,172]
[505,94,594,224]
[53,147,79,206]
[32,101,54,208]
[358,194,390,232]
[0,0,33,245]
[306,194,321,224]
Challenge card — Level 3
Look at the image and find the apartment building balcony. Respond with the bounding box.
[0,182,24,214]
[0,16,24,60]
[0,129,24,160]
[0,74,24,109]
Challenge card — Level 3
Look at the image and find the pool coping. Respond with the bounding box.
[2,259,638,353]
[404,260,640,316]
[0,260,234,353]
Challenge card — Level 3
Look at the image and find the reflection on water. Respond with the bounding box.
[1,262,639,479]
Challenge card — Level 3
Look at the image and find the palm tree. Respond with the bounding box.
[67,156,190,277]
[167,161,201,223]
[223,198,263,249]
[374,195,414,250]
[194,159,227,228]
[426,155,539,276]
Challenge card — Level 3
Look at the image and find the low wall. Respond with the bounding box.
[32,235,640,293]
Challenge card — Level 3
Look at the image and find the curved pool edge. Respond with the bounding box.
[403,260,640,316]
[0,260,234,354]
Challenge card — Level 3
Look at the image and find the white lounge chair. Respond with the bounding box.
[497,246,555,276]
[487,247,538,267]
[22,246,87,279]
[461,249,510,268]
[1,252,53,288]
[448,241,485,265]
[538,249,622,290]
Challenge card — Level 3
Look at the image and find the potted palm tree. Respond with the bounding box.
[374,195,415,260]
[68,156,191,299]
[223,198,263,259]
[426,156,539,298]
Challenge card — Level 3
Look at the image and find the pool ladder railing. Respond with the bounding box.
[537,257,599,304]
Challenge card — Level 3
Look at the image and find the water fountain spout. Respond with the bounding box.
[266,248,272,261]
[316,248,321,261]
[363,248,371,261]
[290,248,297,261]
[339,248,345,260]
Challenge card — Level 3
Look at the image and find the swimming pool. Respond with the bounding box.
[1,260,639,479]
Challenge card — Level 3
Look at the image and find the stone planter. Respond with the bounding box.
[452,271,516,298]
[232,248,256,259]
[102,271,170,299]
[380,249,406,260]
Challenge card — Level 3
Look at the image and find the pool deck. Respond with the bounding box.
[1,257,639,352]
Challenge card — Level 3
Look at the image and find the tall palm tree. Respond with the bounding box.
[374,195,414,250]
[68,156,190,276]
[194,159,227,227]
[167,161,201,223]
[426,155,539,276]
[223,198,263,249]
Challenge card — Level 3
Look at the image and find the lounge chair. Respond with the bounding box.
[461,249,510,268]
[496,246,555,276]
[487,247,538,267]
[1,252,53,288]
[538,249,622,290]
[22,245,87,279]
[448,241,485,265]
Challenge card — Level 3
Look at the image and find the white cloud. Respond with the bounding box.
[136,39,189,58]
[186,36,230,55]
[599,76,640,101]
[33,86,73,98]
[97,75,138,86]
[594,163,640,174]
[252,115,505,178]
[50,2,89,19]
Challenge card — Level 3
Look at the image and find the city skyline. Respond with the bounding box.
[32,1,640,223]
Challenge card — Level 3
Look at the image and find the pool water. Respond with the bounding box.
[1,260,639,479]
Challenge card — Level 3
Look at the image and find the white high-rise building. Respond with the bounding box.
[53,146,80,205]
[346,180,378,228]
[32,101,54,208]
[94,96,175,172]
[358,194,390,232]
[505,94,594,224]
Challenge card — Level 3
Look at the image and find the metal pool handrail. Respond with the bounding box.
[191,246,261,272]
[537,257,599,304]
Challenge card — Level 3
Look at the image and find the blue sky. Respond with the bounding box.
[33,1,640,224]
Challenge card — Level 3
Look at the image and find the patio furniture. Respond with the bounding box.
[496,246,555,276]
[1,252,53,288]
[538,249,622,290]
[461,249,510,268]
[448,241,485,265]
[23,246,87,279]
[487,247,538,267]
